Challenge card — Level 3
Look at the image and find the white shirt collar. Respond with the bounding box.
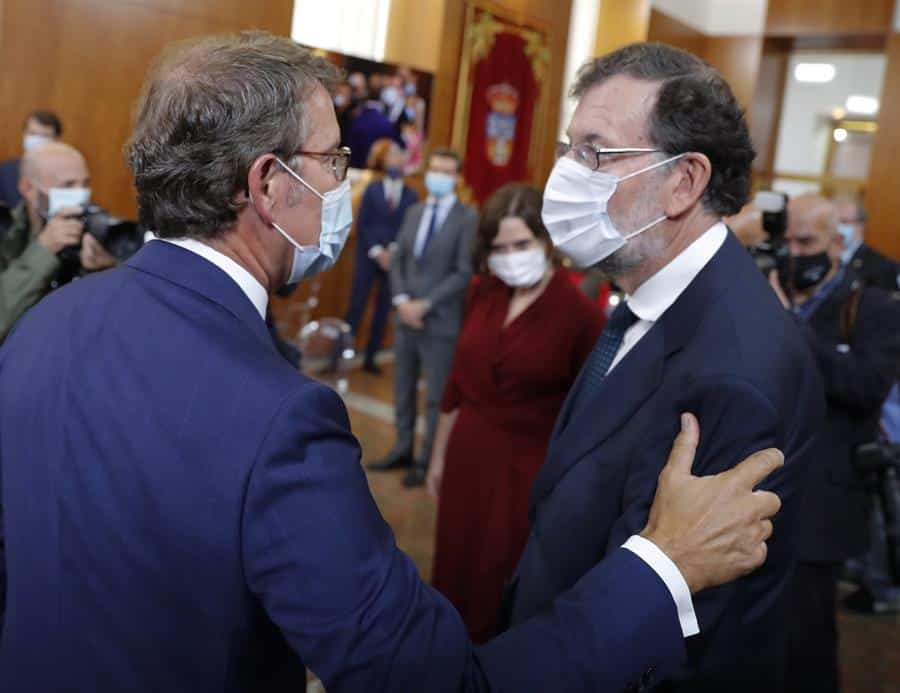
[627,222,728,323]
[426,193,457,210]
[156,237,269,320]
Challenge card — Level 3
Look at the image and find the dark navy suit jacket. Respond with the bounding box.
[355,179,418,257]
[0,158,21,209]
[0,240,691,692]
[509,231,825,692]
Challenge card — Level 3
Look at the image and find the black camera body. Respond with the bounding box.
[55,204,143,286]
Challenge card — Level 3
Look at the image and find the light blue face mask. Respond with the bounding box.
[836,222,856,248]
[271,157,353,284]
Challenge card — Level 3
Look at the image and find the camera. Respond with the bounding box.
[748,191,790,274]
[55,204,144,285]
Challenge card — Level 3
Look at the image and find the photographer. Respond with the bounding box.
[0,141,116,340]
[835,194,899,292]
[769,193,900,693]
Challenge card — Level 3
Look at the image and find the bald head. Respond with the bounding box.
[20,142,88,187]
[785,193,841,263]
[18,142,90,219]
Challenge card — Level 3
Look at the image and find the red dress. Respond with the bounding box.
[431,269,606,643]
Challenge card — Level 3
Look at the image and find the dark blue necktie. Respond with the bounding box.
[570,302,639,410]
[417,202,439,260]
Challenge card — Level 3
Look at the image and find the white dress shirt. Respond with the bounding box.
[610,222,728,373]
[413,193,457,258]
[155,237,269,320]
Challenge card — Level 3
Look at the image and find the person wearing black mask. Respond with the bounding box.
[769,193,900,693]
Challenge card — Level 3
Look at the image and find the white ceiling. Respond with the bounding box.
[650,0,768,36]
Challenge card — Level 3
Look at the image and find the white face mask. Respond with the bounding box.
[488,247,548,288]
[270,158,353,284]
[541,153,685,268]
[39,186,91,218]
[23,134,52,152]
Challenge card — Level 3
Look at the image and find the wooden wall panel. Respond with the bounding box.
[383,0,446,73]
[765,0,894,36]
[749,45,790,179]
[861,33,900,260]
[0,0,293,219]
[594,0,650,57]
[703,37,763,114]
[646,8,707,58]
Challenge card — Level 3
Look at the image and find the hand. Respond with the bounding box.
[768,269,790,309]
[37,207,84,254]
[397,299,428,329]
[375,248,392,272]
[426,454,444,500]
[80,233,118,271]
[641,413,784,594]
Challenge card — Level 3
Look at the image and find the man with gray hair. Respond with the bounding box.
[506,42,824,692]
[0,33,784,692]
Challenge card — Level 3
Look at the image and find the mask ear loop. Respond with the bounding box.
[618,153,687,240]
[252,158,321,254]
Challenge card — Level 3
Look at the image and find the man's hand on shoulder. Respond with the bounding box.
[642,413,783,594]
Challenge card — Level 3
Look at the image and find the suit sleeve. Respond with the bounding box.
[608,373,817,688]
[389,209,415,299]
[425,208,476,310]
[355,184,377,254]
[242,381,686,692]
[798,289,900,413]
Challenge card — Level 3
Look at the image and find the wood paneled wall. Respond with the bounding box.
[383,0,446,73]
[0,0,293,219]
[594,0,650,57]
[646,10,762,113]
[765,0,895,36]
[863,33,900,260]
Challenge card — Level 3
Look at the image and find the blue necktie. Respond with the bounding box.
[569,302,639,411]
[417,202,439,260]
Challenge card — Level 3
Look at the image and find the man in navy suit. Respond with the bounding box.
[344,141,418,373]
[511,44,825,692]
[0,33,787,692]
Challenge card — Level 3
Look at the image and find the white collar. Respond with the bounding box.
[426,193,457,210]
[155,237,269,320]
[627,222,728,323]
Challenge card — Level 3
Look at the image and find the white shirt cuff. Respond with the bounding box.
[622,534,700,638]
[368,244,384,260]
[392,294,410,307]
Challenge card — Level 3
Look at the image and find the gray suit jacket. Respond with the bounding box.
[390,199,477,339]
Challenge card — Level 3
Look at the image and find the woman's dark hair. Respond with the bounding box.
[572,42,755,216]
[473,183,555,275]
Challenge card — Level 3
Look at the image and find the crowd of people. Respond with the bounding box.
[0,30,899,693]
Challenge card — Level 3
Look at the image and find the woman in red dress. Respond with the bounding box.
[427,183,606,643]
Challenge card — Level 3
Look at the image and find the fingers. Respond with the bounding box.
[751,489,782,520]
[731,448,784,490]
[663,413,700,477]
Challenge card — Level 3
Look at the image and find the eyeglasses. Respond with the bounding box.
[555,141,660,171]
[295,146,352,182]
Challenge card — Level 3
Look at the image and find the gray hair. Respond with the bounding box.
[125,31,341,239]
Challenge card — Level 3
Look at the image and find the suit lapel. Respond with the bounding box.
[420,201,462,264]
[530,325,665,509]
[530,231,746,511]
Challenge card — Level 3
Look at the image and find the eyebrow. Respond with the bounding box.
[565,131,614,147]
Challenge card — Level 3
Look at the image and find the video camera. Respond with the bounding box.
[748,190,790,274]
[56,204,143,285]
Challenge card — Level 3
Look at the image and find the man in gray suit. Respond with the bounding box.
[368,147,478,487]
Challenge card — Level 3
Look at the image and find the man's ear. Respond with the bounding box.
[665,153,712,218]
[246,154,279,225]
